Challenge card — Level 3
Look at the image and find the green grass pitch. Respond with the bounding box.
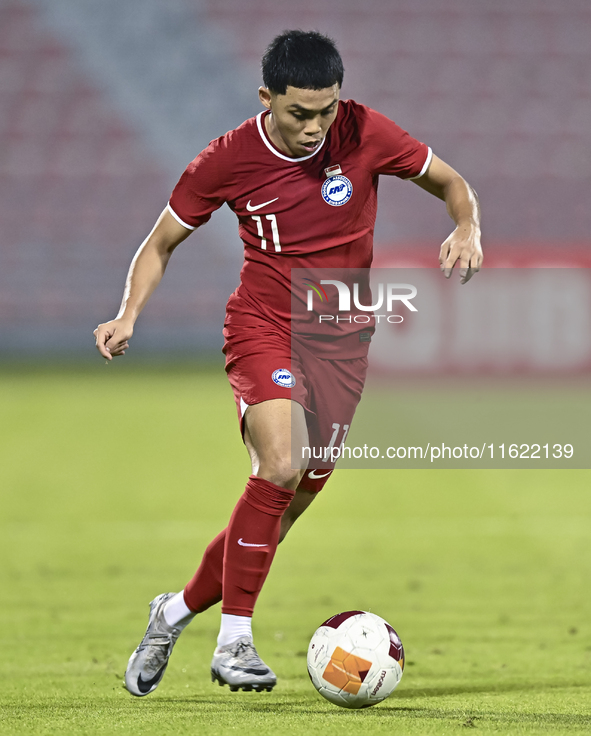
[2,364,591,735]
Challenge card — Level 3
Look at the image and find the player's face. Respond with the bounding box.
[259,85,340,158]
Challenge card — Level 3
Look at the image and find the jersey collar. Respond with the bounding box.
[256,111,326,162]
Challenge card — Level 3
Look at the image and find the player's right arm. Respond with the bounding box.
[94,208,192,360]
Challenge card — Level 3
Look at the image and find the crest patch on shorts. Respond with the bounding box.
[272,368,296,388]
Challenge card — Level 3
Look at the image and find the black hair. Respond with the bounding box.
[262,30,344,95]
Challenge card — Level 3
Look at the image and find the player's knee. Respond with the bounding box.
[257,456,305,490]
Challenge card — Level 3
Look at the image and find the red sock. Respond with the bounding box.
[183,529,225,613]
[222,475,295,617]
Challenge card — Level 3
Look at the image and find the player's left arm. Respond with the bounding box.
[413,154,482,284]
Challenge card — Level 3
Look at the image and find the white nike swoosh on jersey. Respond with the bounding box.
[307,469,332,479]
[238,538,268,547]
[246,198,279,212]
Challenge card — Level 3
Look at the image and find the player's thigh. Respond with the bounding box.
[299,355,368,492]
[244,398,310,487]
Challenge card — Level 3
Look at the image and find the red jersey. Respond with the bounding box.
[168,100,430,355]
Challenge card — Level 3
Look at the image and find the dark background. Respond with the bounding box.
[1,0,589,358]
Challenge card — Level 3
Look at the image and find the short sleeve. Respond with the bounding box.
[357,104,431,180]
[168,137,233,230]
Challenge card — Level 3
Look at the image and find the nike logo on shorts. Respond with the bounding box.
[238,538,268,547]
[246,198,279,212]
[307,470,332,479]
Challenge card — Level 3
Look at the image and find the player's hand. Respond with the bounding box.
[93,319,134,360]
[439,224,483,284]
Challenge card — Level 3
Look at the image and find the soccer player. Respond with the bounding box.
[94,31,482,695]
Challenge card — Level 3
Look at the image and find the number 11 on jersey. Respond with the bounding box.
[251,214,281,252]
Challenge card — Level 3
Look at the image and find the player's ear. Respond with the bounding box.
[258,87,272,110]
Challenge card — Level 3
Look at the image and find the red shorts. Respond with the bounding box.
[223,326,368,492]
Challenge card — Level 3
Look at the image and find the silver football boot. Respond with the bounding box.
[211,636,277,692]
[124,593,182,697]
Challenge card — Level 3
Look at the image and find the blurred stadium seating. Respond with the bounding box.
[1,0,589,358]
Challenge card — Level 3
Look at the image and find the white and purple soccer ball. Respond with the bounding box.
[307,610,405,709]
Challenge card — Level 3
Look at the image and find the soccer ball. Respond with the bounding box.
[307,610,404,709]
